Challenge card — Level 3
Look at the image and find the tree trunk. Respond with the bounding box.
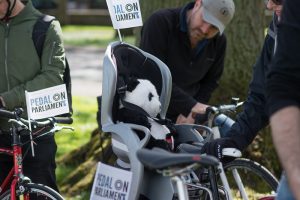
[59,0,280,197]
[211,0,266,102]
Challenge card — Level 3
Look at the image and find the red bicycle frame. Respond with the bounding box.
[0,128,30,200]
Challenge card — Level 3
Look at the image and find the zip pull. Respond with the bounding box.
[5,23,10,38]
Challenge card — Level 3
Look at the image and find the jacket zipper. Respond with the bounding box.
[4,23,10,91]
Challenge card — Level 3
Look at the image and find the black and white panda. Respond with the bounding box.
[116,78,174,150]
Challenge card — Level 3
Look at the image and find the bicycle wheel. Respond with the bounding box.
[0,183,64,200]
[222,158,278,200]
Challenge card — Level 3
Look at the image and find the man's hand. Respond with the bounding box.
[191,102,209,118]
[200,138,239,163]
[270,106,300,199]
[176,113,195,124]
[176,103,209,124]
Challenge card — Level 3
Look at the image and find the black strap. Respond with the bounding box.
[32,15,55,59]
[154,117,177,134]
[120,99,151,118]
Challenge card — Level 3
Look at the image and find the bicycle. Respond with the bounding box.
[136,99,278,200]
[0,108,73,200]
[99,42,277,200]
[132,122,238,200]
[195,98,279,199]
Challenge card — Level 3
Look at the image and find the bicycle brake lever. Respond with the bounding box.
[55,126,74,132]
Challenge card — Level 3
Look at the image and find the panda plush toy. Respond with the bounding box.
[116,77,174,150]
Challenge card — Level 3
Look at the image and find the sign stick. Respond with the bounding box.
[117,29,123,42]
[25,91,35,157]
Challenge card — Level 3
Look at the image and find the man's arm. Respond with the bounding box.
[226,32,275,150]
[0,20,65,110]
[201,28,274,155]
[270,106,300,199]
[266,0,300,198]
[227,93,269,150]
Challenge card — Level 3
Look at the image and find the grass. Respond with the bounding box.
[55,96,98,188]
[62,25,135,47]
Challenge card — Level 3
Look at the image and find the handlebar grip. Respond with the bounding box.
[0,109,16,119]
[53,117,73,124]
[194,113,207,124]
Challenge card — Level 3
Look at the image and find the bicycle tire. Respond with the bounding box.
[0,183,64,200]
[223,158,278,199]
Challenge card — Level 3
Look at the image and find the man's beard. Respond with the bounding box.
[189,29,206,42]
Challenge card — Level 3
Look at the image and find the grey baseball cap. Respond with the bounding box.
[202,0,235,34]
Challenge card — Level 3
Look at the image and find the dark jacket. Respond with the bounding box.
[140,3,226,121]
[267,1,300,114]
[226,17,278,150]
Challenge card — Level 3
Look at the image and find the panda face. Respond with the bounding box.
[124,79,161,118]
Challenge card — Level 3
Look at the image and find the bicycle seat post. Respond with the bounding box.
[172,176,189,200]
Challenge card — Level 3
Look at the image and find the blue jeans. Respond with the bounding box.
[276,173,296,200]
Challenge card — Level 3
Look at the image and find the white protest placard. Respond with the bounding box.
[90,162,132,200]
[106,0,143,29]
[25,84,69,120]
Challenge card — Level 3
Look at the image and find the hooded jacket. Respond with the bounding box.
[0,1,65,129]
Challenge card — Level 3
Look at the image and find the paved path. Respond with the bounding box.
[65,45,105,97]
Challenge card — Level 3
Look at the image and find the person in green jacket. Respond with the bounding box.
[0,0,65,192]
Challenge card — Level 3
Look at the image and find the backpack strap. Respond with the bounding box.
[32,14,73,117]
[32,14,55,59]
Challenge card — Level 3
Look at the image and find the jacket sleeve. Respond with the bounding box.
[226,34,274,151]
[194,36,226,103]
[266,1,300,114]
[140,12,197,117]
[1,20,65,110]
[168,83,198,117]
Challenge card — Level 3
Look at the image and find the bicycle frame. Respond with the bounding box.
[0,126,30,200]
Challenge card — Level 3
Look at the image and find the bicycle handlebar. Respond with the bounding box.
[207,102,243,116]
[53,117,73,124]
[195,101,244,124]
[0,108,73,129]
[0,108,22,119]
[19,117,73,129]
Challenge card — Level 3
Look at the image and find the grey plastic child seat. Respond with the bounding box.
[101,41,173,200]
[101,41,205,200]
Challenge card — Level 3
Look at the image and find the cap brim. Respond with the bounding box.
[203,8,225,34]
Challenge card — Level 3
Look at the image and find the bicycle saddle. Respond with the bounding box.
[136,147,219,170]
